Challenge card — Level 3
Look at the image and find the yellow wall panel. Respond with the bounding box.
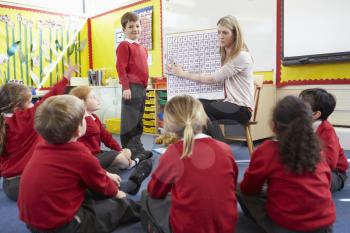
[254,71,274,83]
[280,63,350,83]
[90,0,163,81]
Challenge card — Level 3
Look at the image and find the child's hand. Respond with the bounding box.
[63,63,79,80]
[123,89,132,100]
[116,190,126,199]
[107,172,121,187]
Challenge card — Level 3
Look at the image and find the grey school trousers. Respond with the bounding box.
[331,170,347,192]
[120,84,146,150]
[236,186,333,233]
[2,176,20,201]
[28,194,140,233]
[140,190,172,233]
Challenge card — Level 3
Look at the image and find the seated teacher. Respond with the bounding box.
[168,15,254,141]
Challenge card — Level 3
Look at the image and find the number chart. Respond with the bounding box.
[166,30,224,100]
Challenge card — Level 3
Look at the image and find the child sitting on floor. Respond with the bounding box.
[69,86,152,195]
[0,65,76,201]
[238,96,335,233]
[70,86,151,172]
[141,95,239,233]
[18,95,141,233]
[300,88,348,192]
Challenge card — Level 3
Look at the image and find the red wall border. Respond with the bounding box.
[278,79,350,87]
[276,0,282,87]
[90,0,151,19]
[87,18,93,69]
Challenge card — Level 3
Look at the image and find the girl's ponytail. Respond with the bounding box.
[182,120,195,158]
[273,96,320,174]
[278,116,320,174]
[164,95,208,159]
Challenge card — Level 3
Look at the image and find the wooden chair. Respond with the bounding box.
[219,75,264,157]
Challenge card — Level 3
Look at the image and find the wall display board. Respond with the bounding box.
[282,0,350,66]
[0,4,87,87]
[166,30,224,100]
[276,0,350,86]
[135,6,153,50]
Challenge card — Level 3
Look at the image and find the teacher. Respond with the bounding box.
[168,15,254,141]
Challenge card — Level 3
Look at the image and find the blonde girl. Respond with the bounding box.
[141,95,239,233]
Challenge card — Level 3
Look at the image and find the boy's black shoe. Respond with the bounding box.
[128,159,153,195]
[129,143,152,158]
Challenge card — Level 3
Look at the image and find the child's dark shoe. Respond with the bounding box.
[128,159,153,195]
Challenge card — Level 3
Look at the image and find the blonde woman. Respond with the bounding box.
[168,15,254,141]
[141,95,238,233]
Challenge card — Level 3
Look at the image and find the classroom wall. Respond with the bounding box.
[89,0,163,82]
[164,0,276,84]
[0,4,89,88]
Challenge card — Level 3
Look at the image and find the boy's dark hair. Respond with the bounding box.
[273,96,321,174]
[121,12,140,29]
[299,88,336,120]
[35,95,85,144]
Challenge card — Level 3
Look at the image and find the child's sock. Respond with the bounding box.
[131,151,153,163]
[127,159,137,169]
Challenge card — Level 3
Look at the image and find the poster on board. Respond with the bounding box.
[134,6,153,50]
[166,29,224,100]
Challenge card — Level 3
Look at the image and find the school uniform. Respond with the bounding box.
[1,78,68,201]
[116,38,149,151]
[315,120,349,192]
[18,141,139,233]
[79,113,122,171]
[142,134,238,233]
[239,140,336,232]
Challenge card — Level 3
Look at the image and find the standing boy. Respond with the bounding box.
[300,88,349,192]
[116,12,152,158]
[18,95,140,233]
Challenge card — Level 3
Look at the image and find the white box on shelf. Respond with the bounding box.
[70,77,89,86]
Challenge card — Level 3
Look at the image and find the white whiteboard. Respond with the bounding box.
[164,0,276,71]
[283,0,350,57]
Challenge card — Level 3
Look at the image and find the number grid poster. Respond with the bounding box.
[166,29,224,100]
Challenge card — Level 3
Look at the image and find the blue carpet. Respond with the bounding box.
[0,135,349,233]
